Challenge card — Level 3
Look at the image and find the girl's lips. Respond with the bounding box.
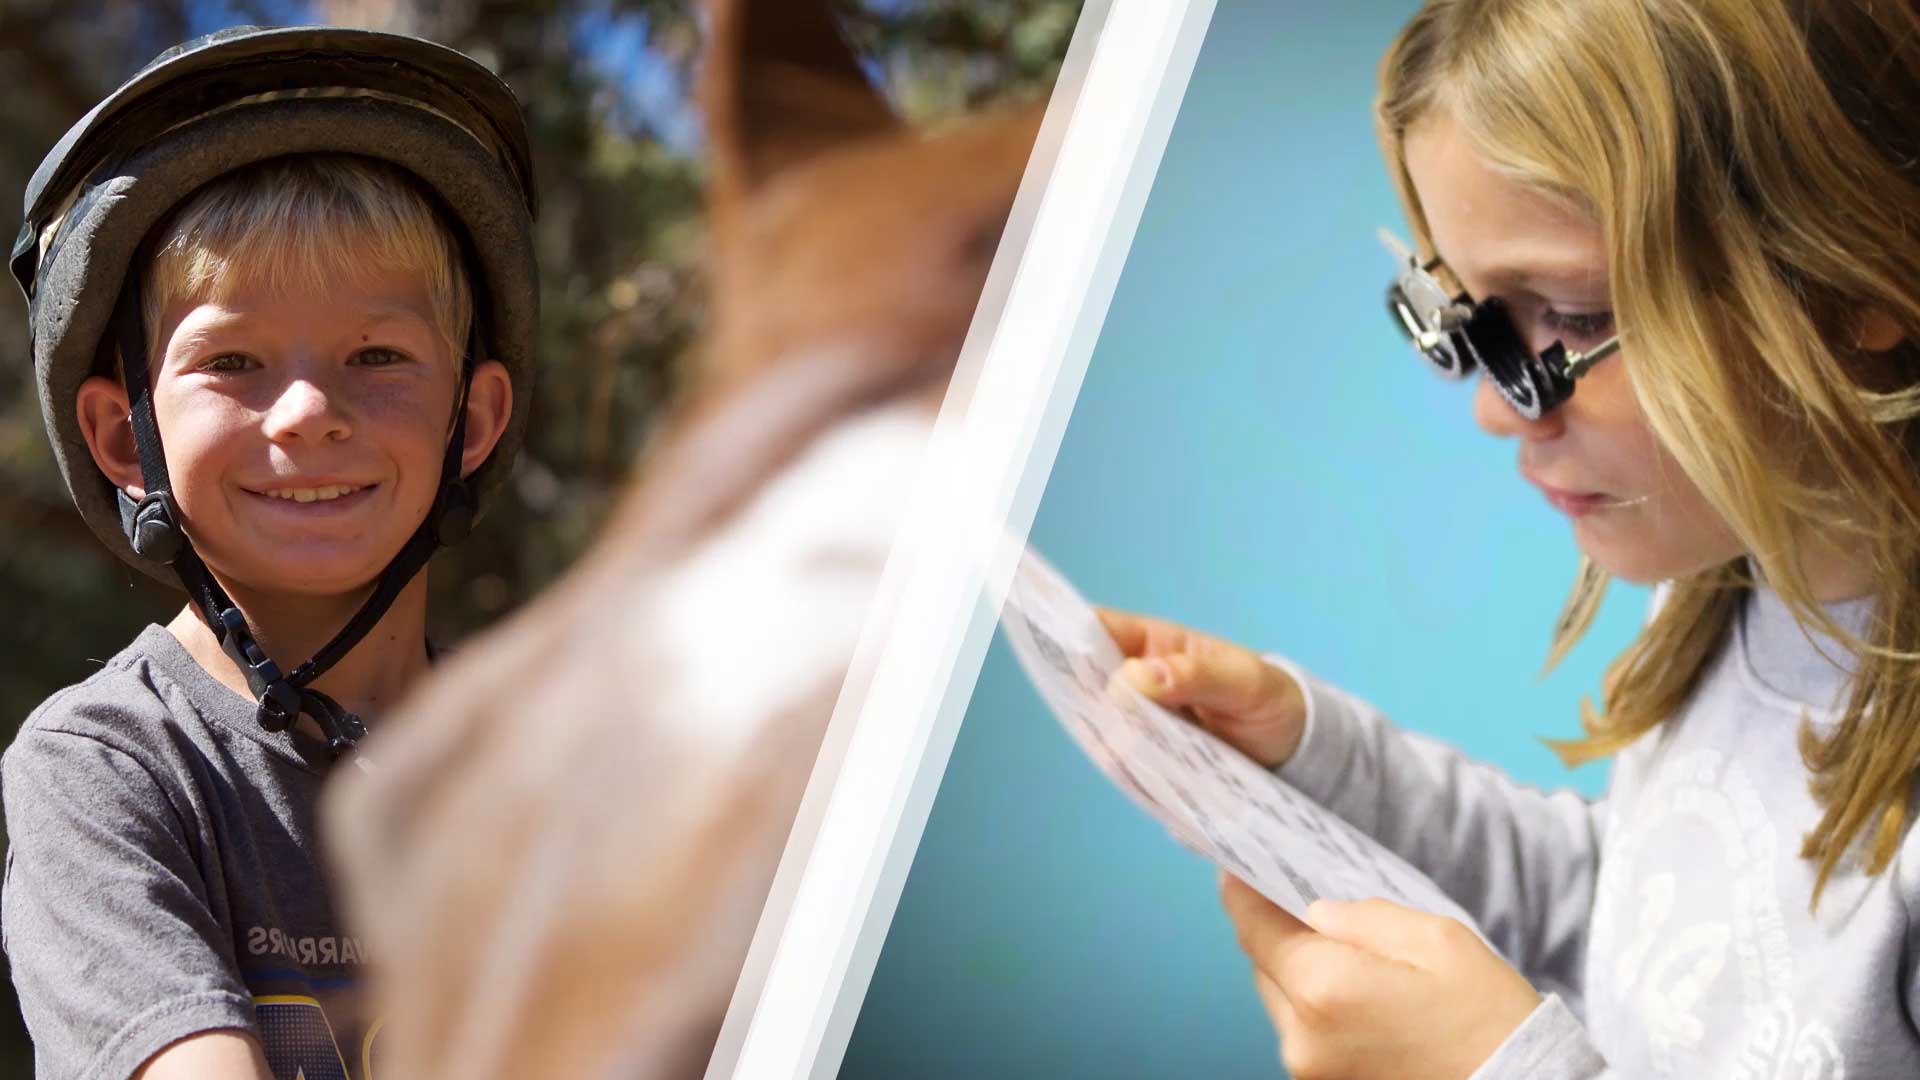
[1539,486,1610,517]
[1531,480,1642,518]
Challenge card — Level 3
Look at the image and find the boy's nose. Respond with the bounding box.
[262,379,352,444]
[1471,375,1565,442]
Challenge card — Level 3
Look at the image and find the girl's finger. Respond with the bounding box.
[1222,876,1371,994]
[1221,875,1315,964]
[1252,966,1305,1048]
[1307,897,1473,969]
[1120,647,1292,730]
[1094,607,1189,658]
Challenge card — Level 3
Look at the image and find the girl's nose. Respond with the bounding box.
[262,378,352,444]
[1471,374,1565,442]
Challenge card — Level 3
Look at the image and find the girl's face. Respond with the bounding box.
[1401,112,1744,584]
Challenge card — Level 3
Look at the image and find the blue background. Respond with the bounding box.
[841,2,1650,1076]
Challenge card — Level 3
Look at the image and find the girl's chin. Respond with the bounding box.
[1573,531,1734,586]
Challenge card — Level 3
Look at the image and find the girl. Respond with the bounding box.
[1104,0,1920,1076]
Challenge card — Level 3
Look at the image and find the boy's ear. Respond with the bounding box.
[700,0,899,210]
[76,375,145,497]
[459,360,514,481]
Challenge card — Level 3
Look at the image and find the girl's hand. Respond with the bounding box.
[1094,608,1307,768]
[1221,874,1540,1080]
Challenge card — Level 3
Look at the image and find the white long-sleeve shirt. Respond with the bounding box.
[1274,584,1915,1079]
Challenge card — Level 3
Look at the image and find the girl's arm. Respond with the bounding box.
[1269,657,1605,1001]
[1098,608,1605,998]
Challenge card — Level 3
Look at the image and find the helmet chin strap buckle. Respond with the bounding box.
[301,690,369,757]
[117,489,184,564]
[213,606,302,732]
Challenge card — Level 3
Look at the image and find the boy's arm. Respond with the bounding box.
[3,725,259,1080]
[1268,656,1604,1000]
[132,1030,272,1080]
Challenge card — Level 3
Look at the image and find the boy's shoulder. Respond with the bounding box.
[13,626,180,748]
[2,627,209,850]
[5,624,250,780]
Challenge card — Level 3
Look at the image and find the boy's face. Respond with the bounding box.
[135,267,472,598]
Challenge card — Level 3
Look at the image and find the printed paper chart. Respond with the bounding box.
[1000,545,1483,934]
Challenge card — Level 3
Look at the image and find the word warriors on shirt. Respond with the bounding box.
[245,925,373,967]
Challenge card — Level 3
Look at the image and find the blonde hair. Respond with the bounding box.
[1378,0,1920,906]
[142,153,472,361]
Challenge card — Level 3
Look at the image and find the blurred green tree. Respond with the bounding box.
[0,0,1076,1069]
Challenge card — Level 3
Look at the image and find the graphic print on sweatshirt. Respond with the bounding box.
[1585,745,1843,1080]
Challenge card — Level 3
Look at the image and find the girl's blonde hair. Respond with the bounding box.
[142,153,472,361]
[1378,0,1920,906]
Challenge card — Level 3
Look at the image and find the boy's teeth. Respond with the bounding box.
[268,484,362,502]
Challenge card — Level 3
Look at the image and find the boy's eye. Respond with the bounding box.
[352,346,411,367]
[1540,308,1615,342]
[201,353,255,373]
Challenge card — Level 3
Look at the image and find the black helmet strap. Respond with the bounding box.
[111,267,477,759]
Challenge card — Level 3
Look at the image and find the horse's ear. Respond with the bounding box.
[700,0,900,207]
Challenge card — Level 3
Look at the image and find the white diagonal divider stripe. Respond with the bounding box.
[711,3,1218,1076]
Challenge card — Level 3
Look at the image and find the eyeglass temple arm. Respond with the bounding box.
[1557,336,1621,379]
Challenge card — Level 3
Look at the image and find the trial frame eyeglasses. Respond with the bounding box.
[1380,227,1619,419]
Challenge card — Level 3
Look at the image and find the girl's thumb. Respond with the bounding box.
[1119,655,1181,703]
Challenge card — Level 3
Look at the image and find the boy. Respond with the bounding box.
[2,26,537,1080]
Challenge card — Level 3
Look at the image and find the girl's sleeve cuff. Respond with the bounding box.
[1261,653,1365,809]
[1469,994,1610,1080]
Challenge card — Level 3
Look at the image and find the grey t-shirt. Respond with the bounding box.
[2,624,375,1080]
[1275,584,1919,1078]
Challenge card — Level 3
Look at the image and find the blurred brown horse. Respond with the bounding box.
[322,1,1044,1076]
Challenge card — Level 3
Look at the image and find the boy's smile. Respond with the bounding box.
[135,266,470,599]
